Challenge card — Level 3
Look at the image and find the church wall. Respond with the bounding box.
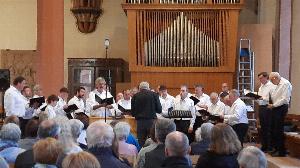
[290,0,300,115]
[0,0,37,64]
[63,0,129,85]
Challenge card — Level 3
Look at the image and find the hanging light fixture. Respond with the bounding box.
[71,0,103,33]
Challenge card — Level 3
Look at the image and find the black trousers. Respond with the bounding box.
[136,119,154,147]
[232,123,248,146]
[174,119,193,143]
[271,104,288,153]
[19,117,29,138]
[259,105,272,149]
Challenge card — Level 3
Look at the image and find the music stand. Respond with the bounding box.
[167,110,193,119]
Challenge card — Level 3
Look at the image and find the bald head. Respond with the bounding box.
[165,131,190,157]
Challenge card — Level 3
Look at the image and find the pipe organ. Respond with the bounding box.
[122,0,244,94]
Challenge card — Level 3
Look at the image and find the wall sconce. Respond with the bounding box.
[71,0,103,33]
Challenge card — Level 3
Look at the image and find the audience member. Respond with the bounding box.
[15,119,61,168]
[114,122,138,157]
[3,115,20,126]
[136,121,157,168]
[161,131,192,168]
[237,146,267,168]
[0,123,25,164]
[144,118,176,168]
[196,123,241,168]
[62,151,100,168]
[18,118,39,150]
[190,123,214,155]
[86,121,130,168]
[33,137,62,168]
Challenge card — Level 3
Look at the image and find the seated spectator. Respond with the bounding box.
[3,115,20,126]
[18,118,39,150]
[136,121,157,168]
[62,151,100,168]
[15,119,61,168]
[33,137,62,168]
[162,131,192,168]
[114,122,138,157]
[190,123,214,155]
[75,113,89,149]
[196,123,241,168]
[144,118,176,168]
[87,121,130,168]
[55,117,82,168]
[237,146,267,168]
[110,120,140,151]
[0,156,9,168]
[0,123,25,164]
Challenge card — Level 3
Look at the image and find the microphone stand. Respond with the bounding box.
[104,39,111,123]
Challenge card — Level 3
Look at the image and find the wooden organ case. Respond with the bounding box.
[122,0,244,94]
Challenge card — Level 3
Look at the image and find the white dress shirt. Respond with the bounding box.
[257,81,276,106]
[68,96,85,113]
[45,105,56,119]
[224,98,248,125]
[86,89,115,117]
[114,98,131,115]
[208,100,226,116]
[271,77,292,107]
[173,96,196,129]
[158,94,175,118]
[4,85,27,117]
[193,93,210,116]
[55,96,67,116]
[23,96,34,119]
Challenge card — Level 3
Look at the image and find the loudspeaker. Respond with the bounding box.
[0,69,10,92]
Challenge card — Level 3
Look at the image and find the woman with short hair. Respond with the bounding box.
[196,123,241,168]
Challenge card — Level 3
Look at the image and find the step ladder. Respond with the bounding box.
[237,39,257,143]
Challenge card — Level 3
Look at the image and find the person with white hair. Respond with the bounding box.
[114,122,138,157]
[237,146,267,168]
[268,72,292,157]
[223,89,248,146]
[0,123,25,164]
[87,121,130,168]
[144,119,176,168]
[162,131,192,168]
[190,123,214,155]
[86,77,117,117]
[131,81,162,146]
[208,92,226,117]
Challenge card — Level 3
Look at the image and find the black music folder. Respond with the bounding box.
[64,104,79,113]
[29,96,45,108]
[40,105,47,112]
[95,94,114,105]
[118,104,131,114]
[189,96,200,105]
[209,115,224,123]
[244,89,261,100]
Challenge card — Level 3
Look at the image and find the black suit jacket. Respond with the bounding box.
[161,156,192,168]
[195,151,239,168]
[144,144,165,168]
[131,89,162,120]
[15,149,35,168]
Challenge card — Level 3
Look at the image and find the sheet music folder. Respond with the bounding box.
[118,104,131,114]
[189,96,200,105]
[199,110,223,123]
[29,96,45,108]
[167,107,192,119]
[64,104,79,113]
[243,89,261,100]
[95,94,114,105]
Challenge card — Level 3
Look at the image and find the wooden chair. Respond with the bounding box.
[190,155,200,167]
